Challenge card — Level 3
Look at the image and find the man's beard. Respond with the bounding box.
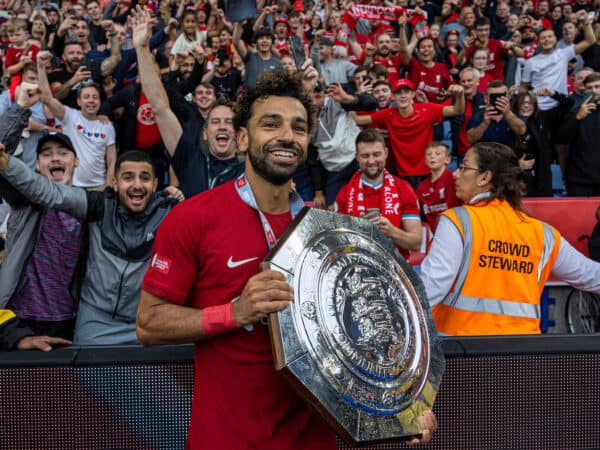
[522,36,535,45]
[247,141,304,186]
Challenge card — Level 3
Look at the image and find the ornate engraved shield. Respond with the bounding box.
[264,207,445,446]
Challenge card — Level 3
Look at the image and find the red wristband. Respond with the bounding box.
[201,302,239,337]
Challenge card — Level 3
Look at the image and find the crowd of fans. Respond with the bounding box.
[1,0,600,349]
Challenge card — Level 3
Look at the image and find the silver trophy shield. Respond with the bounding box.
[263,207,445,446]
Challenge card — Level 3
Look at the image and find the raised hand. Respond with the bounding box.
[131,5,153,49]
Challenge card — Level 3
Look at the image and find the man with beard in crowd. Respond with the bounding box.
[135,18,242,198]
[0,77,184,345]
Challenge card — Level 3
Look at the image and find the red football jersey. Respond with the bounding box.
[143,181,335,450]
[416,168,461,231]
[335,174,420,259]
[369,103,445,177]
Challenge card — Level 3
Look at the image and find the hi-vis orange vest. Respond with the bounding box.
[432,199,561,336]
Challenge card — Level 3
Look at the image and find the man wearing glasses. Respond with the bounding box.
[420,142,600,336]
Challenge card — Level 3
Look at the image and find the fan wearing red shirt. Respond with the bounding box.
[352,78,465,188]
[461,16,523,81]
[416,142,461,231]
[398,18,452,104]
[136,53,437,450]
[334,129,422,260]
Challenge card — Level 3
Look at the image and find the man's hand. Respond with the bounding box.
[313,190,326,209]
[163,185,185,202]
[101,19,115,33]
[495,94,511,117]
[232,270,293,327]
[16,335,72,352]
[15,81,41,108]
[174,51,188,67]
[131,5,153,49]
[535,87,555,97]
[191,41,205,63]
[519,154,535,171]
[327,83,354,104]
[36,50,53,69]
[71,65,93,83]
[445,84,464,97]
[406,410,438,446]
[370,215,396,239]
[300,58,318,93]
[483,104,500,123]
[576,95,596,120]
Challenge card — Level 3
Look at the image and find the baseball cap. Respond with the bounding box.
[319,37,334,46]
[393,78,415,92]
[36,132,77,157]
[275,15,289,26]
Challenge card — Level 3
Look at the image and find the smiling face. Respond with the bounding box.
[393,87,415,110]
[36,141,78,185]
[356,140,387,183]
[182,14,197,37]
[63,43,84,72]
[518,94,536,118]
[417,38,435,63]
[192,84,216,111]
[376,33,391,57]
[237,96,309,186]
[113,160,158,213]
[77,86,100,118]
[204,105,236,160]
[538,29,557,53]
[373,83,392,108]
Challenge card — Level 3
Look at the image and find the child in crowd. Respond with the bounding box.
[416,142,461,232]
[170,9,206,64]
[3,18,39,78]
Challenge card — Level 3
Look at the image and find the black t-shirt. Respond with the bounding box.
[210,68,243,101]
[48,70,80,109]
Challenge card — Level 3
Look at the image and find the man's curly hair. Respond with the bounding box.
[233,70,315,132]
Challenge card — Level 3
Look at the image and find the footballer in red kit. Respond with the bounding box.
[136,41,437,447]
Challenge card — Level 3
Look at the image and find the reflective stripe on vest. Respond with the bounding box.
[440,206,557,319]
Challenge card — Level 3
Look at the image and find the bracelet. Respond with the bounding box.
[201,302,239,337]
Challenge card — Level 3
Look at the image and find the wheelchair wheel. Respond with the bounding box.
[566,289,600,334]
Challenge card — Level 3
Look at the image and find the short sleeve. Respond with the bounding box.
[62,106,76,126]
[369,108,392,129]
[142,204,202,304]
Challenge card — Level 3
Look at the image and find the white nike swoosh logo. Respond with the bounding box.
[227,256,259,268]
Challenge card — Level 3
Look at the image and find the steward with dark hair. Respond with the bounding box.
[421,141,600,336]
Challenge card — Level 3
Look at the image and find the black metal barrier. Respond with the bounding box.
[2,335,600,450]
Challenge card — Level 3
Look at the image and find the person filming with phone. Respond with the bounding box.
[334,129,422,261]
[557,71,600,196]
[466,80,526,148]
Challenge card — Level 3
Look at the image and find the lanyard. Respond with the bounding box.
[234,173,304,249]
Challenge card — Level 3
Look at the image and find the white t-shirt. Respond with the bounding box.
[170,30,207,56]
[62,106,116,187]
[522,45,576,110]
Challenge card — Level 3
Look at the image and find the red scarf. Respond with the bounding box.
[342,6,426,34]
[345,170,402,226]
